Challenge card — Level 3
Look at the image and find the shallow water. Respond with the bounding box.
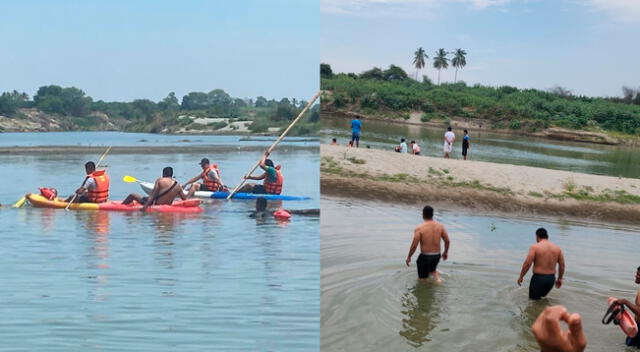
[321,196,640,352]
[322,114,640,178]
[0,136,319,351]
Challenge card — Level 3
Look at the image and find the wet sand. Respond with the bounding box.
[321,145,640,224]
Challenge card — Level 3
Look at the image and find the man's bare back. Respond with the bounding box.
[406,206,451,282]
[152,177,186,205]
[414,220,449,256]
[530,240,563,275]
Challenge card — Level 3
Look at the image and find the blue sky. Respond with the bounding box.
[0,0,319,102]
[321,0,640,97]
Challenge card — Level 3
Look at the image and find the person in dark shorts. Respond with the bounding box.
[612,267,640,348]
[462,129,470,160]
[405,205,450,283]
[351,116,362,147]
[237,151,284,195]
[517,228,565,300]
[183,158,227,198]
[122,167,187,210]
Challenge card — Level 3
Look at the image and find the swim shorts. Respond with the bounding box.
[626,334,640,348]
[462,145,468,156]
[416,253,441,279]
[351,132,360,142]
[252,185,267,194]
[529,273,555,300]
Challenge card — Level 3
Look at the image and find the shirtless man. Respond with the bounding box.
[122,166,187,211]
[517,228,565,300]
[613,266,640,348]
[405,205,450,283]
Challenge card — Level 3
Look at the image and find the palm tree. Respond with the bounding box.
[433,48,449,85]
[412,47,428,81]
[451,49,467,83]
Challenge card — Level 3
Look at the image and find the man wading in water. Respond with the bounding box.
[517,228,565,300]
[405,206,450,283]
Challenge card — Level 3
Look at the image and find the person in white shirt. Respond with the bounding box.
[443,127,455,158]
[410,140,421,155]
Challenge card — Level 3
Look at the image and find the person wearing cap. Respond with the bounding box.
[237,151,284,195]
[183,158,227,197]
[122,166,187,211]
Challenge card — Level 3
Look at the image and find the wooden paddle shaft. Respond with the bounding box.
[227,91,320,199]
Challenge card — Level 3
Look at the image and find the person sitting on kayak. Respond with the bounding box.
[517,228,565,300]
[64,161,110,203]
[122,166,187,211]
[183,158,227,197]
[612,267,640,348]
[237,151,284,195]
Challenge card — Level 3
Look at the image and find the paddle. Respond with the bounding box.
[122,175,146,183]
[65,146,112,211]
[12,196,27,208]
[226,91,320,200]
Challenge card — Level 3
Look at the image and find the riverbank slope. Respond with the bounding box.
[321,145,640,224]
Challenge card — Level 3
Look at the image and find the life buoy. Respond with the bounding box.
[273,209,291,221]
[604,297,639,338]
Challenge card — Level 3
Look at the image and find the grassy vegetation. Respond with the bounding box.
[321,64,640,136]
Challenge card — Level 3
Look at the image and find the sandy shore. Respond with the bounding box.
[0,145,319,155]
[321,145,640,224]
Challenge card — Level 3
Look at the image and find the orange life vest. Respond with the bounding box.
[263,165,284,195]
[203,164,222,191]
[87,170,110,203]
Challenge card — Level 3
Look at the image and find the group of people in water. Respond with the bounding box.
[64,151,285,211]
[407,205,640,351]
[339,116,472,160]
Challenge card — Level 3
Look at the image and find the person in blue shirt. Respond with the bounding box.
[351,117,362,148]
[462,129,470,160]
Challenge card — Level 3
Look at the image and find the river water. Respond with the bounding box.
[322,114,640,178]
[321,196,640,352]
[0,133,319,351]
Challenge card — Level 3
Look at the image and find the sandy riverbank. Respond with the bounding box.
[0,145,319,155]
[321,144,640,224]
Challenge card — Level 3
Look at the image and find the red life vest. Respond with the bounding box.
[263,165,283,195]
[87,170,110,203]
[203,164,222,191]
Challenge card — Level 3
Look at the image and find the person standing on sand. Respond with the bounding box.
[405,206,450,283]
[462,129,470,160]
[443,127,455,158]
[410,140,421,155]
[351,116,362,148]
[612,266,640,348]
[517,228,565,300]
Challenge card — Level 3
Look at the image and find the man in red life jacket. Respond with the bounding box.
[65,161,110,203]
[183,158,227,197]
[238,151,284,195]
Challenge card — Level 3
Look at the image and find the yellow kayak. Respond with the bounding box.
[25,193,100,210]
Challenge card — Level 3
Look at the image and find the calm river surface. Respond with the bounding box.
[322,114,640,178]
[0,133,319,351]
[321,196,640,352]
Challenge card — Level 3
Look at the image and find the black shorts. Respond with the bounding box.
[76,195,91,203]
[462,145,468,156]
[416,253,441,279]
[351,133,360,142]
[252,185,267,194]
[626,334,640,348]
[199,183,213,192]
[141,196,149,204]
[529,273,555,300]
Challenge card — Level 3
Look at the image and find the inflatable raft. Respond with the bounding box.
[139,182,310,201]
[25,193,203,213]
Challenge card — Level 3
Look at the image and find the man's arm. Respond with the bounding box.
[176,184,187,200]
[518,246,535,285]
[258,152,270,171]
[142,180,160,211]
[406,229,420,266]
[246,173,267,181]
[556,250,565,288]
[442,227,450,261]
[616,295,640,316]
[183,172,203,188]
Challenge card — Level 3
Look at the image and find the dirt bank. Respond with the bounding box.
[321,145,640,224]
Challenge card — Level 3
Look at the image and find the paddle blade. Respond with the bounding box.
[122,175,138,183]
[12,196,26,208]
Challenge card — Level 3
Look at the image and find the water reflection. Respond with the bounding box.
[399,281,446,347]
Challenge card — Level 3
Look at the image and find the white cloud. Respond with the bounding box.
[585,0,640,22]
[321,0,511,17]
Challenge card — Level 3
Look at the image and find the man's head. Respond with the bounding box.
[256,197,267,211]
[265,159,274,168]
[635,266,640,284]
[162,166,173,178]
[199,158,210,170]
[536,227,548,242]
[464,129,468,134]
[410,140,415,145]
[401,138,405,143]
[84,161,96,174]
[447,126,452,131]
[422,205,434,220]
[332,138,337,143]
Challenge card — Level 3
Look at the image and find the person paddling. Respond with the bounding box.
[237,151,284,195]
[183,158,227,197]
[405,205,450,283]
[64,161,110,203]
[122,167,187,211]
[517,228,565,300]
